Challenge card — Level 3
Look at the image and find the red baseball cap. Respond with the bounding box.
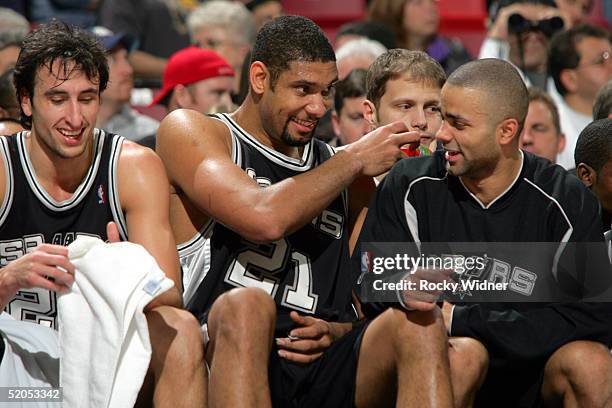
[149,46,235,106]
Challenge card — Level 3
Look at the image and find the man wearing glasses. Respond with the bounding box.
[549,24,612,169]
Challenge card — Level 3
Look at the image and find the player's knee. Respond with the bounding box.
[546,341,612,404]
[209,287,276,341]
[147,307,205,370]
[385,307,447,350]
[450,337,489,387]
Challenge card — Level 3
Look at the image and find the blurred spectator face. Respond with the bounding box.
[251,1,282,30]
[366,75,442,147]
[506,4,563,72]
[176,76,234,113]
[572,36,612,103]
[0,45,20,75]
[520,100,565,162]
[102,46,133,105]
[402,0,439,39]
[508,30,549,72]
[193,26,248,91]
[337,55,376,80]
[332,96,370,145]
[555,0,593,25]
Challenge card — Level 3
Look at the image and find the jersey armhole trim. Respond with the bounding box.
[109,135,128,240]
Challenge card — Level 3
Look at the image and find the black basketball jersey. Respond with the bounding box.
[0,129,128,329]
[355,150,612,366]
[183,113,355,334]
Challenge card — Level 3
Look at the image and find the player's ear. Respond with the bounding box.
[174,84,192,108]
[497,117,520,146]
[560,69,578,94]
[331,110,341,137]
[557,132,566,154]
[363,99,378,127]
[20,91,32,117]
[250,61,269,96]
[576,163,596,188]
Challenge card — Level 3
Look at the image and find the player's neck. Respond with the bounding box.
[460,151,523,207]
[232,100,304,159]
[26,130,94,200]
[563,94,594,117]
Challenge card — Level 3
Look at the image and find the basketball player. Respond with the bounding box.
[354,59,612,407]
[0,22,206,406]
[157,15,453,407]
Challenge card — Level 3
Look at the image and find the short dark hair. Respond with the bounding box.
[336,21,397,50]
[447,58,529,133]
[13,20,109,129]
[366,49,445,109]
[334,68,367,115]
[527,86,561,134]
[575,118,612,171]
[549,24,611,97]
[593,80,612,121]
[250,15,335,87]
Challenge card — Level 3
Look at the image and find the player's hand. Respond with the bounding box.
[106,221,121,243]
[275,311,351,363]
[0,244,75,297]
[344,121,421,177]
[441,301,453,333]
[399,268,454,312]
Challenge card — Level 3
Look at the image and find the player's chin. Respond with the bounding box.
[283,131,313,147]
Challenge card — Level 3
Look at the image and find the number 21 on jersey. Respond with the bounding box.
[224,238,319,314]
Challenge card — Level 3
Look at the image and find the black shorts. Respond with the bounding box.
[475,362,546,408]
[268,322,369,408]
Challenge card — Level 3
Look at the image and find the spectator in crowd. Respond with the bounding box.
[0,7,29,75]
[0,68,23,136]
[187,0,256,95]
[549,24,612,169]
[149,46,234,115]
[593,79,612,120]
[335,20,397,50]
[519,87,565,163]
[331,68,370,146]
[0,69,20,122]
[93,27,160,147]
[335,38,387,80]
[554,0,593,25]
[29,0,100,28]
[245,0,283,31]
[367,0,472,75]
[479,0,566,91]
[100,0,191,80]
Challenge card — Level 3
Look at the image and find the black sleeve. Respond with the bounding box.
[451,193,612,363]
[352,164,419,318]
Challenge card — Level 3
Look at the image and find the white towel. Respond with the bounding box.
[58,236,174,408]
[0,313,60,408]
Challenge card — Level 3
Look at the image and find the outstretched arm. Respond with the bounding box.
[157,109,420,244]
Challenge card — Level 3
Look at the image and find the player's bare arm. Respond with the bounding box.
[158,108,421,244]
[117,141,182,310]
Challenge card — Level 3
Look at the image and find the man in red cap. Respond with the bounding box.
[150,46,235,114]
